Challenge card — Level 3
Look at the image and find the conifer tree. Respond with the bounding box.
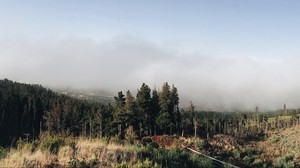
[150,89,160,135]
[157,82,173,134]
[136,83,151,135]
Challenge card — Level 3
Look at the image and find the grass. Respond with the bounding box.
[0,135,216,168]
[0,136,136,167]
[2,124,300,167]
[256,125,300,167]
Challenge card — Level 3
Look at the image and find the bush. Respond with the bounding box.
[15,138,40,153]
[273,155,294,168]
[117,159,159,168]
[67,158,90,168]
[232,149,240,159]
[39,136,66,154]
[141,137,159,149]
[137,147,212,168]
[110,135,123,144]
[194,138,205,150]
[30,140,39,153]
[125,126,137,144]
[0,146,7,159]
[252,159,264,167]
[16,138,27,150]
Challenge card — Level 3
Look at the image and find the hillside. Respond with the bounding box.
[0,79,102,146]
[0,135,213,168]
[2,125,300,168]
[1,79,300,167]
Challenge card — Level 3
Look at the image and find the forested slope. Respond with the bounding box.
[0,79,100,146]
[0,79,181,146]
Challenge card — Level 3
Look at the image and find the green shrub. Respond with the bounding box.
[274,155,294,168]
[117,159,160,168]
[141,137,159,149]
[242,156,253,166]
[30,140,39,153]
[232,149,240,159]
[116,162,129,168]
[194,138,205,149]
[16,138,27,150]
[39,136,66,154]
[0,146,7,159]
[137,147,212,168]
[67,158,89,168]
[134,159,159,168]
[243,147,259,156]
[252,158,264,167]
[125,126,137,144]
[110,135,123,144]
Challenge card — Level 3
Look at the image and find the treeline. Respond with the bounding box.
[1,79,300,146]
[188,105,300,139]
[0,79,99,146]
[0,79,181,146]
[111,83,180,137]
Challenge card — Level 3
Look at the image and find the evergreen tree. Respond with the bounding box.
[150,89,160,135]
[124,90,136,127]
[170,85,180,133]
[157,82,173,134]
[136,83,151,135]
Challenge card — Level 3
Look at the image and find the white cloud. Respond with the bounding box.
[0,36,299,111]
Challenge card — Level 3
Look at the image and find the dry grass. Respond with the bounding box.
[258,125,300,163]
[0,137,136,167]
[75,137,135,166]
[0,149,55,167]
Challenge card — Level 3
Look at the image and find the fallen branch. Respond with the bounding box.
[183,145,240,168]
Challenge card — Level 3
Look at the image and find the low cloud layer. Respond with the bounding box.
[0,36,299,111]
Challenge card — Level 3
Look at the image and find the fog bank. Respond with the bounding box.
[0,36,299,111]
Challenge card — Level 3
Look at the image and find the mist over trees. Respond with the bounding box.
[1,79,300,147]
[0,79,180,146]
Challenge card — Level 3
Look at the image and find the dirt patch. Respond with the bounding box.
[143,135,183,148]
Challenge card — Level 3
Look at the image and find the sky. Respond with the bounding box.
[0,0,300,111]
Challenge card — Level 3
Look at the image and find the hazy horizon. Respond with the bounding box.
[1,1,300,111]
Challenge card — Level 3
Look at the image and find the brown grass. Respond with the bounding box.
[258,125,300,163]
[0,137,136,167]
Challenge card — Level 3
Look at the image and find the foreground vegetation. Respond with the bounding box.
[0,134,214,168]
[1,79,300,167]
[2,125,300,168]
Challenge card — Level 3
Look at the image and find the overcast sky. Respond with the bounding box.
[0,1,300,111]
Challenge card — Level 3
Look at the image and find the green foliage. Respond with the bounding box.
[125,126,137,144]
[39,136,66,154]
[30,140,39,153]
[117,158,159,168]
[137,147,212,168]
[0,79,103,146]
[232,149,240,159]
[16,139,27,150]
[252,159,264,167]
[242,147,260,156]
[15,139,39,153]
[156,82,180,134]
[67,158,90,168]
[0,146,7,159]
[109,135,123,144]
[239,147,267,167]
[156,111,172,132]
[194,138,205,150]
[141,137,159,149]
[67,157,99,168]
[273,155,294,168]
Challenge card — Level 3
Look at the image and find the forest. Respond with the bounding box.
[1,79,300,167]
[0,79,181,146]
